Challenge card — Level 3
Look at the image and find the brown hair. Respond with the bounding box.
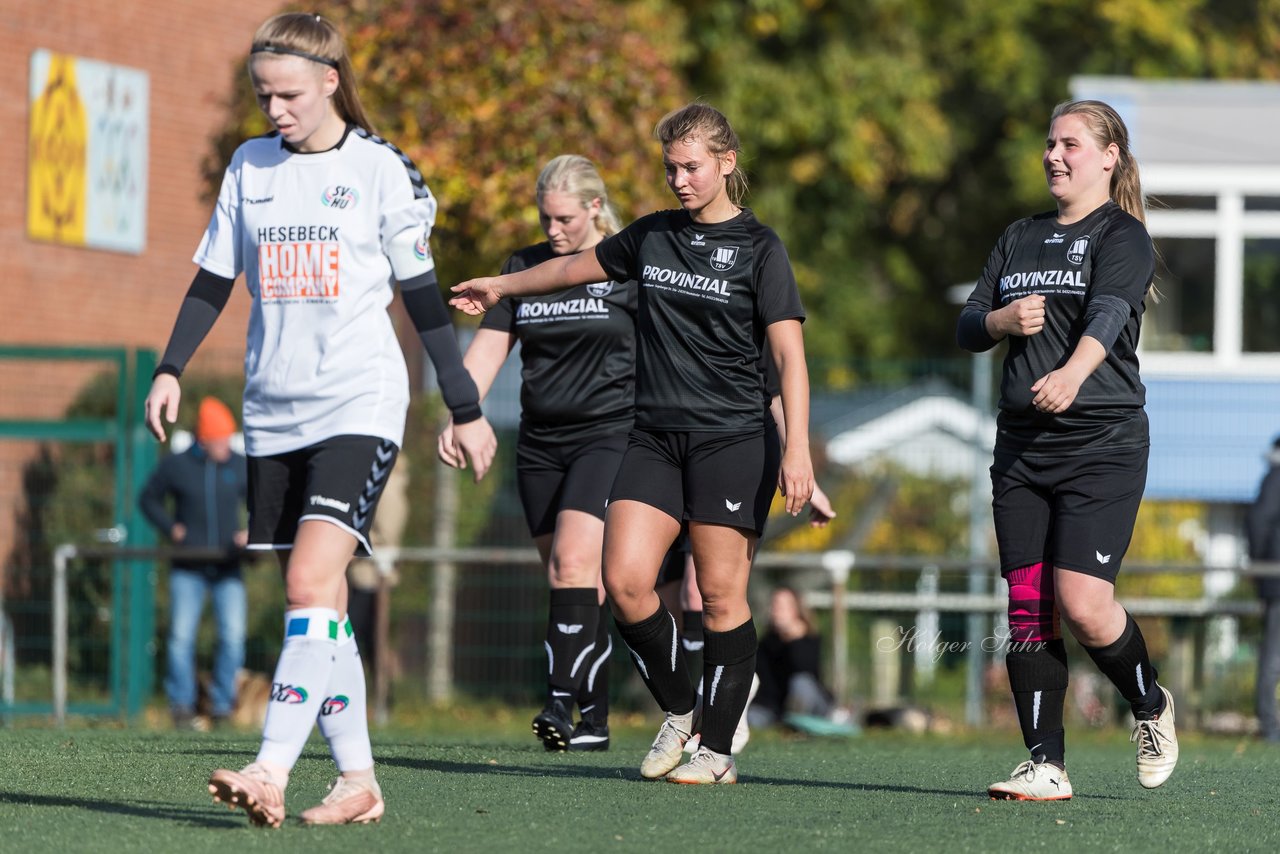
[654,102,748,205]
[536,155,622,236]
[771,586,816,637]
[250,13,374,134]
[1050,99,1144,223]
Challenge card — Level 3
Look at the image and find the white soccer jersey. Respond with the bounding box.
[194,127,437,456]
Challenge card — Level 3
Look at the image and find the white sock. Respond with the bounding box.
[316,616,374,773]
[256,607,340,772]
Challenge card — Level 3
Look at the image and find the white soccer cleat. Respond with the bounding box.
[640,712,693,779]
[666,745,737,785]
[987,760,1073,801]
[208,762,287,827]
[1132,685,1179,789]
[299,774,384,825]
[732,673,761,754]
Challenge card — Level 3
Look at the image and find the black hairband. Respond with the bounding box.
[251,43,339,69]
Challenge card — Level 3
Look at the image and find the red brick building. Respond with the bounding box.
[2,0,285,564]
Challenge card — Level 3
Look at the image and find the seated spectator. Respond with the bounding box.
[748,586,836,728]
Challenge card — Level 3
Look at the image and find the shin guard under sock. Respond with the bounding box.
[700,619,758,755]
[615,604,695,715]
[1006,639,1069,765]
[545,588,601,703]
[257,607,340,772]
[1084,611,1166,720]
[576,603,612,724]
[316,616,374,773]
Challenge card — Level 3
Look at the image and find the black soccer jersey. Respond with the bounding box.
[595,209,805,432]
[961,200,1154,457]
[481,242,637,442]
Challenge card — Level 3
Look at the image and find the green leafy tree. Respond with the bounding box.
[679,0,1280,376]
[205,0,688,284]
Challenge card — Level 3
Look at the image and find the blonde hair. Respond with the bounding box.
[250,13,374,134]
[1050,99,1144,223]
[536,155,621,236]
[654,102,748,205]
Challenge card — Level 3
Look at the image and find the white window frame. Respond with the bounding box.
[1142,164,1280,377]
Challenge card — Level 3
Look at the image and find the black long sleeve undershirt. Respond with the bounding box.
[155,268,235,379]
[400,270,482,424]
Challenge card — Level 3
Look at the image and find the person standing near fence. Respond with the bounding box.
[453,102,813,785]
[1248,434,1280,743]
[957,99,1177,800]
[143,12,496,827]
[438,154,633,753]
[138,396,248,730]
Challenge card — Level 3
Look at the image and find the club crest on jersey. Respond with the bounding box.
[709,245,739,271]
[586,281,613,297]
[321,185,359,209]
[1067,235,1090,265]
[414,230,432,262]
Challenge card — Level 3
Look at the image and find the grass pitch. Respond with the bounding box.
[1,717,1277,853]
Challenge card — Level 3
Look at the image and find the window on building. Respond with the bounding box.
[1244,238,1280,352]
[1147,238,1215,352]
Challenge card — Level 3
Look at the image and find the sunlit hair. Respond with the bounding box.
[1051,99,1161,300]
[535,155,621,236]
[250,12,373,134]
[655,102,748,205]
[1050,99,1144,223]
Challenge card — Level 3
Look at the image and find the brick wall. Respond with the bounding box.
[1,0,286,565]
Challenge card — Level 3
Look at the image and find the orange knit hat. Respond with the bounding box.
[196,397,236,442]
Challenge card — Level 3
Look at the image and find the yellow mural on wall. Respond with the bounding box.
[28,52,87,244]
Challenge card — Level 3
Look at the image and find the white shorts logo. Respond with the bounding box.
[710,245,739,271]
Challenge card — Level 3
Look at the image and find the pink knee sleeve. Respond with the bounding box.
[1007,562,1060,643]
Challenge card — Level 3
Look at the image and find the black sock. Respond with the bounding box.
[545,588,600,704]
[576,603,612,725]
[682,610,705,690]
[615,604,695,714]
[1007,639,1069,765]
[700,619,758,755]
[1083,611,1166,720]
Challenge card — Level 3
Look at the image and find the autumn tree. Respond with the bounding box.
[205,0,688,283]
[679,0,1280,374]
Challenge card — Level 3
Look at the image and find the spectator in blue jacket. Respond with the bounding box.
[139,396,249,728]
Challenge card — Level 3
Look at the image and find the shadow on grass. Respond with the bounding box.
[376,756,1130,800]
[0,791,241,828]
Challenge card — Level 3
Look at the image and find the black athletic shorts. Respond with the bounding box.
[990,445,1147,583]
[516,429,628,537]
[247,435,399,558]
[610,427,781,536]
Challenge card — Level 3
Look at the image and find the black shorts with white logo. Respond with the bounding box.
[247,435,399,558]
[610,428,780,536]
[990,445,1147,583]
[516,428,628,537]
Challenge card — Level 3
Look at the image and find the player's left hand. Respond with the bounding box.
[450,416,498,482]
[449,277,504,315]
[778,448,814,517]
[1030,368,1085,414]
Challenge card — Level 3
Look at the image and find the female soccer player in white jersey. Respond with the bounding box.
[957,100,1177,801]
[453,103,813,784]
[437,155,634,752]
[143,12,496,827]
